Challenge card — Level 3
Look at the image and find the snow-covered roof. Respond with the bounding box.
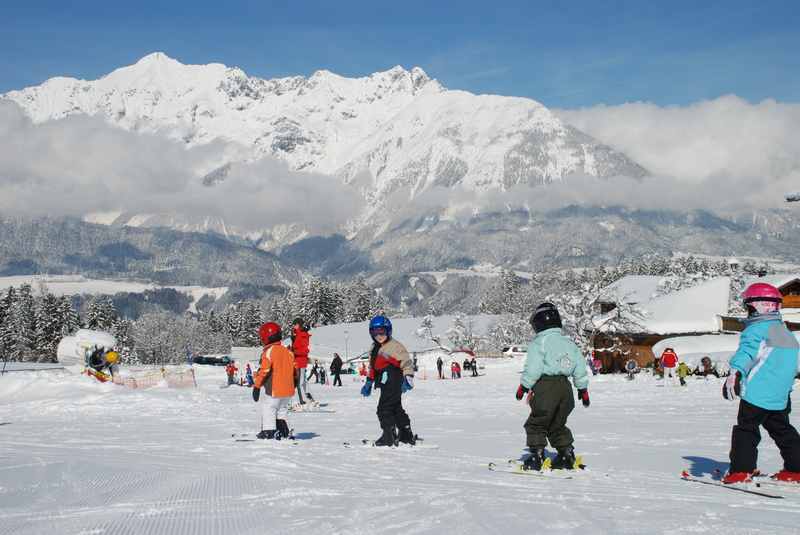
[598,275,664,305]
[598,277,730,335]
[744,274,800,291]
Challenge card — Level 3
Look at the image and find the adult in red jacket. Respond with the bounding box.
[660,348,678,385]
[291,318,313,404]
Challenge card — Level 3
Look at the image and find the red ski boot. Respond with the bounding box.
[772,470,800,483]
[722,471,753,484]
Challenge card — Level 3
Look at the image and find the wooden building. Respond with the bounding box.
[593,274,800,372]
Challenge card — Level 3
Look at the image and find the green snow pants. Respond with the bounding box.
[524,375,575,449]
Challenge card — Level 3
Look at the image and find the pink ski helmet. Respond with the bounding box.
[742,282,782,316]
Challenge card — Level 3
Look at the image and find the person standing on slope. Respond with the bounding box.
[252,322,298,440]
[722,283,800,484]
[436,356,444,379]
[330,353,343,387]
[660,348,679,385]
[291,318,313,404]
[360,315,417,446]
[516,302,590,471]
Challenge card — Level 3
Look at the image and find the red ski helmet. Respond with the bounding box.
[258,322,282,345]
[742,282,782,316]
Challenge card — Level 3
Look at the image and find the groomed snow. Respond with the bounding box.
[2,356,799,534]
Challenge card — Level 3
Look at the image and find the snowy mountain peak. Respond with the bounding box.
[3,54,647,235]
[134,51,178,66]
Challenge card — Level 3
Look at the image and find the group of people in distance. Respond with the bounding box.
[435,355,480,379]
[246,282,800,482]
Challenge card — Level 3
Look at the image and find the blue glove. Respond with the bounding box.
[361,380,373,397]
[401,375,414,393]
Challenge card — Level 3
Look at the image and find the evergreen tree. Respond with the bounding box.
[56,296,81,336]
[84,296,118,331]
[6,285,36,361]
[34,292,61,360]
[345,278,374,323]
[112,318,137,365]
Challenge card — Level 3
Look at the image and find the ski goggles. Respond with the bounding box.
[369,327,388,337]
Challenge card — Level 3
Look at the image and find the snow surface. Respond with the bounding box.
[2,361,800,534]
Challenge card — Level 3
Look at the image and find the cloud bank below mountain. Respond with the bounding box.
[0,101,359,232]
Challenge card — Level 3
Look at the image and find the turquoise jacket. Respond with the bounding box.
[521,328,589,390]
[729,313,799,411]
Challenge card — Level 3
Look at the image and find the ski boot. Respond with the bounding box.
[306,392,315,402]
[374,427,397,447]
[773,470,800,483]
[522,448,546,471]
[398,425,417,445]
[722,471,753,484]
[276,419,294,440]
[256,429,277,440]
[551,446,577,470]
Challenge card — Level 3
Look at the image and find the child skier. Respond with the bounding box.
[360,315,417,446]
[245,363,254,387]
[722,283,800,484]
[515,302,590,471]
[660,348,678,385]
[677,362,691,386]
[252,322,298,440]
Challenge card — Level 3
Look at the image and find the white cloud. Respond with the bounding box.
[556,95,800,183]
[0,100,359,233]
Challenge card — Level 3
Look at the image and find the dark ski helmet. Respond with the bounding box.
[369,315,392,340]
[530,302,562,333]
[259,322,283,345]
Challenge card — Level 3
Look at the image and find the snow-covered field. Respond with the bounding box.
[1,361,799,535]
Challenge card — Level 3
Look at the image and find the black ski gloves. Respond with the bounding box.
[515,384,529,400]
[577,388,590,407]
[252,387,260,403]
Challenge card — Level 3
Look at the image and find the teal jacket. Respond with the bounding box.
[521,328,589,390]
[729,313,799,411]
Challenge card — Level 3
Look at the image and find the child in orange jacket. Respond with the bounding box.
[253,322,298,440]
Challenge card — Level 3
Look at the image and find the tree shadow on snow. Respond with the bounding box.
[683,456,729,477]
[293,432,319,440]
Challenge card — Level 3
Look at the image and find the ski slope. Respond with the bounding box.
[1,360,799,534]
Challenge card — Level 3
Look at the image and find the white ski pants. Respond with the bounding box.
[296,368,308,401]
[260,396,290,431]
[664,367,675,385]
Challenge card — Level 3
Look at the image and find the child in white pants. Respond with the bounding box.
[260,396,291,439]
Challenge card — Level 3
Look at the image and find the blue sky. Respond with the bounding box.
[1,0,798,108]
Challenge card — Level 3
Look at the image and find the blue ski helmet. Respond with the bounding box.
[369,315,392,340]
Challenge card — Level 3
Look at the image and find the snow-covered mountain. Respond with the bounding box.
[3,52,646,202]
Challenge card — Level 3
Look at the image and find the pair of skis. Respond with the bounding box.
[232,433,299,444]
[680,470,800,499]
[343,437,438,449]
[488,456,586,479]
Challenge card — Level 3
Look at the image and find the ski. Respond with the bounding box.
[232,433,299,445]
[488,458,584,479]
[680,471,784,499]
[343,438,438,450]
[752,475,800,490]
